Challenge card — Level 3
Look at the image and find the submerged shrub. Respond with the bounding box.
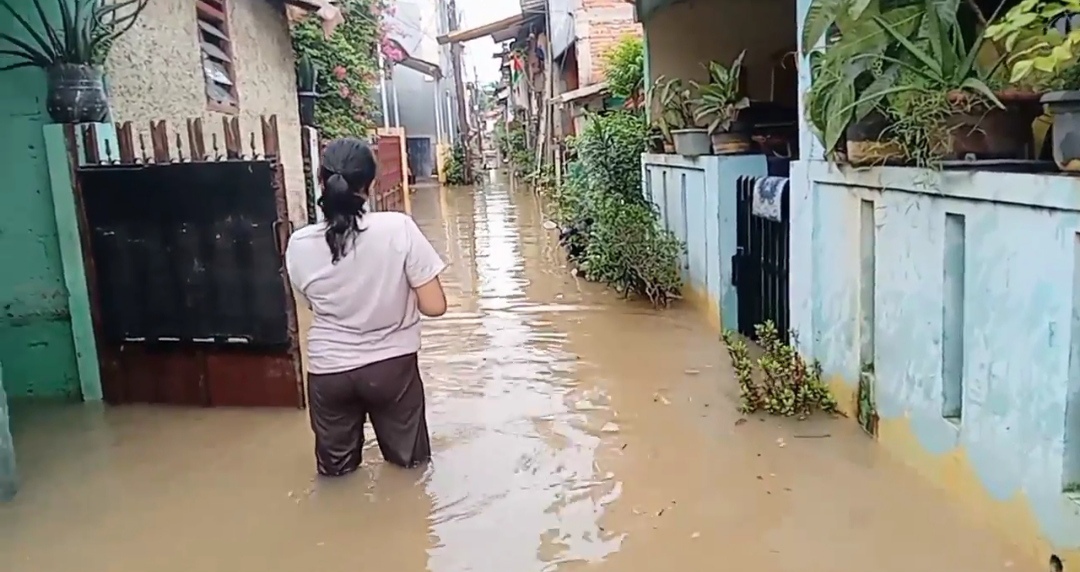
[551,110,683,306]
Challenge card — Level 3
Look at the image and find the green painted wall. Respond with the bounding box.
[0,10,81,399]
[0,363,16,500]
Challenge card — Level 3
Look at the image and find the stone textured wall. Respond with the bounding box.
[574,0,642,86]
[107,0,307,223]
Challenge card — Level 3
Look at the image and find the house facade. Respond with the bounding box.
[107,0,309,223]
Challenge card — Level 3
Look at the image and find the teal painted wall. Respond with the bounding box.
[643,153,766,329]
[0,363,16,500]
[0,10,81,399]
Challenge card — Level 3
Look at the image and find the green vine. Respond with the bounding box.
[722,322,838,418]
[291,0,388,139]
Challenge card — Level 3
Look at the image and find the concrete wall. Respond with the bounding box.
[106,0,307,224]
[0,363,13,500]
[0,7,81,399]
[644,0,796,104]
[575,0,642,87]
[643,153,766,331]
[788,163,1080,562]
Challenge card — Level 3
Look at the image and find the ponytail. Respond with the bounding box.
[317,138,377,263]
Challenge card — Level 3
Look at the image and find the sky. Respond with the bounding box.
[456,0,519,84]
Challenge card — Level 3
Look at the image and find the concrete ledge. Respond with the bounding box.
[803,160,1080,213]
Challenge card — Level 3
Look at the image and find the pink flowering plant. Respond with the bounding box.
[291,0,392,138]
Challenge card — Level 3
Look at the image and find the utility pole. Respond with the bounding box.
[447,0,473,182]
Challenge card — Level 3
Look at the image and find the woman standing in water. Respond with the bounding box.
[285,137,447,476]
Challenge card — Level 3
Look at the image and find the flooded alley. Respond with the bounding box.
[0,181,1031,571]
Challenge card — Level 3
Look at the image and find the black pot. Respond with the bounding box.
[1042,91,1080,172]
[298,91,319,127]
[45,64,109,124]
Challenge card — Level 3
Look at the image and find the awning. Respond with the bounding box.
[383,38,442,79]
[437,13,525,45]
[284,0,344,38]
[554,82,609,105]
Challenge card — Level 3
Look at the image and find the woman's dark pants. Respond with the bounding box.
[307,353,431,476]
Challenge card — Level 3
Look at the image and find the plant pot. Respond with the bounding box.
[845,111,903,166]
[1042,90,1080,172]
[945,91,1040,161]
[662,142,676,154]
[298,91,319,127]
[711,122,752,155]
[45,64,109,124]
[671,128,710,156]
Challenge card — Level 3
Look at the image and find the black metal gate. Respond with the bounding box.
[732,175,791,343]
[69,117,304,408]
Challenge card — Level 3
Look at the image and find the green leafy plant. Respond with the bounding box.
[801,2,926,154]
[444,143,471,185]
[722,322,838,417]
[649,75,696,143]
[291,0,387,139]
[690,51,750,133]
[0,0,149,70]
[985,0,1080,87]
[601,35,644,104]
[297,54,319,92]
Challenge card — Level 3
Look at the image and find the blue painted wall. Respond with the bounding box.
[643,153,766,329]
[789,161,1080,550]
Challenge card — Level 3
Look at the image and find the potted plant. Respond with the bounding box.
[0,0,148,124]
[801,1,926,163]
[651,76,708,156]
[855,8,1038,167]
[649,76,682,153]
[296,55,320,127]
[691,51,752,154]
[986,0,1080,171]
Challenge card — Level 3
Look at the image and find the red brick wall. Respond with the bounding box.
[575,0,641,86]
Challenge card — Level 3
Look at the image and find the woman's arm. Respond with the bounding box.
[403,215,448,317]
[413,276,447,317]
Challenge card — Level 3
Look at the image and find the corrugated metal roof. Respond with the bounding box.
[520,0,546,14]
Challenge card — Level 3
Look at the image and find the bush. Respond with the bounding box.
[601,35,644,104]
[551,110,683,306]
[444,143,470,185]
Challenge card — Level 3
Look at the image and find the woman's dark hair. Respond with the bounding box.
[318,137,377,263]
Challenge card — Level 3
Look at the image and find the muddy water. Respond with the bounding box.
[0,179,1031,571]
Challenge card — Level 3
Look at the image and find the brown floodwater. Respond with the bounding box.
[0,178,1033,571]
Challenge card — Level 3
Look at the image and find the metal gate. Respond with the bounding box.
[372,132,405,212]
[732,175,791,343]
[68,116,304,408]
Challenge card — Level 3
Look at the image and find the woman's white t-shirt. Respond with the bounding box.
[285,212,446,375]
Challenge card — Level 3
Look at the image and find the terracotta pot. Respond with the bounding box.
[662,141,676,154]
[945,90,1040,161]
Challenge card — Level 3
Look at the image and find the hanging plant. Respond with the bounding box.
[291,0,390,139]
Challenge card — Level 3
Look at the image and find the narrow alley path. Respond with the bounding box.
[0,180,1030,571]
